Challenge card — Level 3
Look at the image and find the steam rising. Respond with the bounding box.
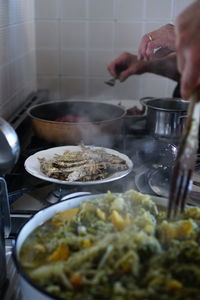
[30,98,177,196]
[30,99,125,147]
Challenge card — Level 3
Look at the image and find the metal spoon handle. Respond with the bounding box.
[104,77,117,86]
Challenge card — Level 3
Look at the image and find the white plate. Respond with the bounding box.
[24,145,133,186]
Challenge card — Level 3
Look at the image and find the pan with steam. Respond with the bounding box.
[27,101,126,145]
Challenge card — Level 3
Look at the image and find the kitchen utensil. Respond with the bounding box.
[0,118,20,294]
[0,204,7,295]
[167,93,200,218]
[0,117,20,175]
[0,118,20,237]
[132,138,177,170]
[27,101,126,145]
[140,97,189,139]
[24,145,133,185]
[132,139,177,196]
[104,77,117,86]
[61,191,91,201]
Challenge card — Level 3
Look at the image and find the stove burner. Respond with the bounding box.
[148,168,170,198]
[134,168,154,195]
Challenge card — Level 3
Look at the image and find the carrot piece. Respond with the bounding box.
[70,272,82,288]
[47,244,70,262]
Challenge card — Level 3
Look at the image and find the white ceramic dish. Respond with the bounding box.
[24,145,133,186]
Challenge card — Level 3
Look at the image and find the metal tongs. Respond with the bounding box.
[167,92,200,219]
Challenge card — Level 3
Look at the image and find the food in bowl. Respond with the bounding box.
[17,190,200,300]
[39,145,129,182]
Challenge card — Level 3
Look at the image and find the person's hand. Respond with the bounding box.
[175,1,200,99]
[138,24,175,61]
[107,52,179,82]
[107,52,148,82]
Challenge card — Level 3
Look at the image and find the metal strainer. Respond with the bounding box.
[131,138,177,196]
[132,138,177,170]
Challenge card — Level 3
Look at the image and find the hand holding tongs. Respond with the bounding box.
[167,92,200,219]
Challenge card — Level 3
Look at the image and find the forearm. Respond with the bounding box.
[145,53,180,82]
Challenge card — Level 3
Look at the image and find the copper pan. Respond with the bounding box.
[27,101,126,145]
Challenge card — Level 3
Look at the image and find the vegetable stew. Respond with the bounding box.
[19,190,200,300]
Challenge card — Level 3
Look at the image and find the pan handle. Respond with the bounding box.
[0,177,11,238]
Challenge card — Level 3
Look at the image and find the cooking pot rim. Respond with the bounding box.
[27,100,126,123]
[140,97,189,112]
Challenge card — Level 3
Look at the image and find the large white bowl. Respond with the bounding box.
[13,193,167,300]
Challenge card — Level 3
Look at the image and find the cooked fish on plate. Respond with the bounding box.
[24,145,133,185]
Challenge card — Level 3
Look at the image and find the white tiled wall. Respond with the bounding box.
[35,0,194,102]
[0,0,194,119]
[0,0,36,119]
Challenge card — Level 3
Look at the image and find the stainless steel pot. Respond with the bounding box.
[140,97,189,139]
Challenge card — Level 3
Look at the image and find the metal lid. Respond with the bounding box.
[140,97,189,112]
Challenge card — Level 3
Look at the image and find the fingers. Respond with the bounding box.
[120,61,147,81]
[118,65,137,82]
[176,24,200,99]
[138,24,175,61]
[107,52,137,81]
[107,62,118,78]
[138,34,150,60]
[107,53,129,78]
[174,2,200,100]
[179,48,200,99]
[119,69,132,82]
[107,52,146,82]
[145,41,162,60]
[138,35,162,61]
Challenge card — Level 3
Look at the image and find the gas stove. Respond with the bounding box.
[2,91,200,300]
[3,91,200,239]
[1,92,172,238]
